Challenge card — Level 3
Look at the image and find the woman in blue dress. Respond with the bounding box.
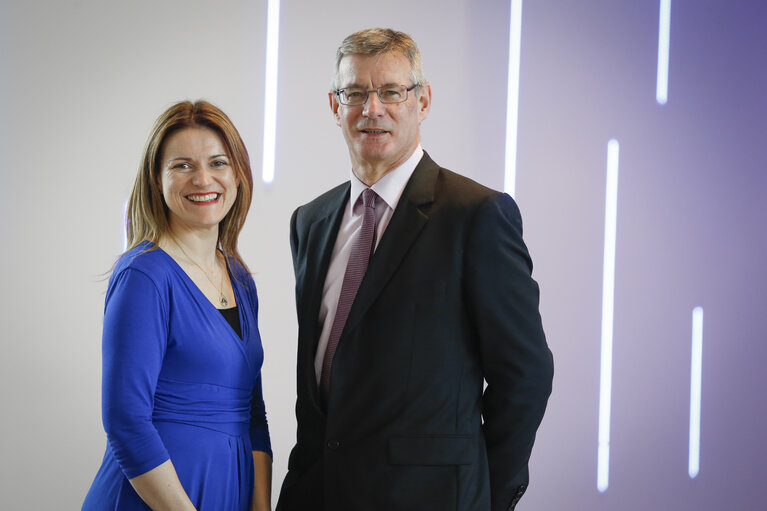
[83,100,272,511]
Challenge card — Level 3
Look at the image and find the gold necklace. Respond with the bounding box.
[172,238,229,307]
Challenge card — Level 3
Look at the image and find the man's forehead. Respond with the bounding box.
[337,52,410,85]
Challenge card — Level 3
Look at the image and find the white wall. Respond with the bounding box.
[1,1,765,509]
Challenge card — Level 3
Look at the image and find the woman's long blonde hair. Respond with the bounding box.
[125,100,253,271]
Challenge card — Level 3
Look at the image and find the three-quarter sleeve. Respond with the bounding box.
[250,372,272,459]
[101,267,171,479]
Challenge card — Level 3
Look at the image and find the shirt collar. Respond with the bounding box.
[348,144,424,212]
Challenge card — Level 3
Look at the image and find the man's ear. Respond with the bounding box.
[329,92,342,127]
[417,83,432,122]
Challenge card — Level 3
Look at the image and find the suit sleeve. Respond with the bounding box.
[101,268,171,479]
[289,207,301,273]
[289,207,304,314]
[464,193,554,511]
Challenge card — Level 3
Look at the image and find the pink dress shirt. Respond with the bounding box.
[313,146,424,384]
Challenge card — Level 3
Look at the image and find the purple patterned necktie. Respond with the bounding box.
[320,188,378,402]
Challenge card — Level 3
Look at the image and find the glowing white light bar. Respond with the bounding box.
[504,0,523,197]
[597,139,620,493]
[689,306,704,478]
[261,0,281,184]
[656,0,672,104]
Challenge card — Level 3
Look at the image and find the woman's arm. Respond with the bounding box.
[245,279,272,511]
[130,460,197,511]
[102,267,195,508]
[249,375,272,511]
[250,451,273,511]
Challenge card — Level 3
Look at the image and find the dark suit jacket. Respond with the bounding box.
[277,152,553,511]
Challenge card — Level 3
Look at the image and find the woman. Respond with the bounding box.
[83,101,271,511]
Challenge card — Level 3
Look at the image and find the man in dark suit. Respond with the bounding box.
[277,28,553,511]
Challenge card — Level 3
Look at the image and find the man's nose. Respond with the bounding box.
[363,91,385,117]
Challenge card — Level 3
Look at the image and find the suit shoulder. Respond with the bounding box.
[435,166,505,205]
[293,181,349,225]
[425,164,522,231]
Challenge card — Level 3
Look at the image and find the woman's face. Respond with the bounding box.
[159,127,240,234]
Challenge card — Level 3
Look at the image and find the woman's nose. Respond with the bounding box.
[192,167,213,186]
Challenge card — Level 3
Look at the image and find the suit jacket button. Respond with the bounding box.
[327,440,340,450]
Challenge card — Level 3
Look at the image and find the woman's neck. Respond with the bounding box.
[159,224,220,270]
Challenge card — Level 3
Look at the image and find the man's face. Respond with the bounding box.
[330,52,431,177]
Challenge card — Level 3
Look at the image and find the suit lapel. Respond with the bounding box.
[341,153,439,338]
[298,184,349,405]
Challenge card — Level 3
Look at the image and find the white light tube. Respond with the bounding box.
[689,306,704,478]
[261,0,281,184]
[597,139,620,493]
[504,0,523,197]
[656,0,672,104]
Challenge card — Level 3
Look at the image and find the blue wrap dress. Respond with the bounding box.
[83,242,271,510]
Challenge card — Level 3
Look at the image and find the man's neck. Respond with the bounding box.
[351,151,417,186]
[352,165,393,187]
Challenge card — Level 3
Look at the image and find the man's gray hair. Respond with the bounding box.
[332,28,427,90]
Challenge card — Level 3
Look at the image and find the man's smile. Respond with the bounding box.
[359,128,389,136]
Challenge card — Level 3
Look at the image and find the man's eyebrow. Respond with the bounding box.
[341,82,399,89]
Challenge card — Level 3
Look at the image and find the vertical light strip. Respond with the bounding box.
[656,0,672,104]
[261,0,281,184]
[689,306,704,478]
[504,0,523,197]
[597,139,620,493]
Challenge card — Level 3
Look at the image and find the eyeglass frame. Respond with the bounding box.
[333,84,421,106]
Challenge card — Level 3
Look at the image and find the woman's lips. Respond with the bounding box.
[185,193,220,204]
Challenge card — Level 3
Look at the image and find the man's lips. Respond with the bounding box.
[359,128,389,135]
[185,192,221,204]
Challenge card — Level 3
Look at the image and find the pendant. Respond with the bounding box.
[220,295,228,307]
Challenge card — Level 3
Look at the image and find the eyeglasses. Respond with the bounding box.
[334,84,420,106]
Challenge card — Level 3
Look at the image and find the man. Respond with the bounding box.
[277,28,553,511]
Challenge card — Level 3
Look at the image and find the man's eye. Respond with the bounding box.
[345,90,364,98]
[381,88,401,98]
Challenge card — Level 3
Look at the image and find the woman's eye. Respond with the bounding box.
[173,162,191,170]
[212,160,228,167]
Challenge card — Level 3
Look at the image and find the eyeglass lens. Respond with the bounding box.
[339,85,409,105]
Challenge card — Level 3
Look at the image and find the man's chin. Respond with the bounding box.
[354,146,391,164]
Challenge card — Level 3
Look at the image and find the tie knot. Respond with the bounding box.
[361,188,377,208]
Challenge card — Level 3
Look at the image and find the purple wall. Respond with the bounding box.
[500,1,767,508]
